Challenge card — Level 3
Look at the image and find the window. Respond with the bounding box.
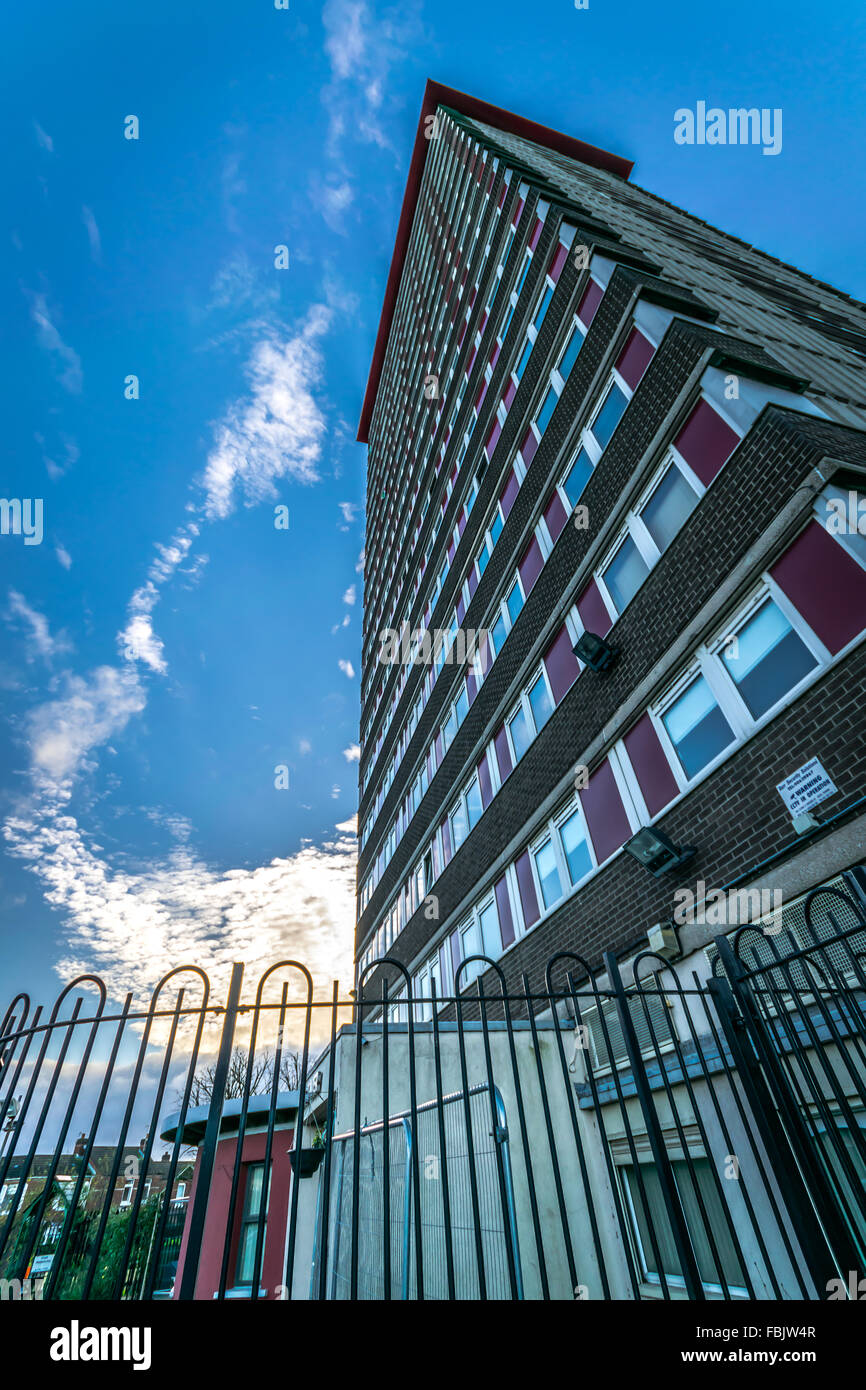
[558,807,593,885]
[458,917,484,988]
[590,382,628,450]
[514,339,532,380]
[533,284,553,328]
[603,535,650,612]
[639,465,699,553]
[721,598,817,720]
[466,775,484,830]
[477,899,500,957]
[236,1163,268,1288]
[535,385,558,435]
[661,674,735,779]
[557,323,584,379]
[508,703,533,760]
[506,578,524,626]
[527,671,553,731]
[491,612,508,653]
[533,837,562,909]
[120,1182,133,1207]
[620,1157,746,1293]
[561,448,593,507]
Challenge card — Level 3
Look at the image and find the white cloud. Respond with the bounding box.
[312,177,354,233]
[342,743,360,762]
[355,548,365,574]
[26,665,146,791]
[331,784,341,799]
[342,585,356,605]
[199,305,331,520]
[82,205,101,263]
[55,543,72,570]
[27,292,83,394]
[338,659,355,679]
[299,738,312,755]
[34,121,54,153]
[7,591,72,664]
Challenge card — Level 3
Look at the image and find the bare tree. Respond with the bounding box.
[178,1045,300,1108]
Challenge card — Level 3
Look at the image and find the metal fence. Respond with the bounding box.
[1,868,865,1301]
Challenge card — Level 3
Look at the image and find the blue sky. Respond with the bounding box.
[2,0,865,1013]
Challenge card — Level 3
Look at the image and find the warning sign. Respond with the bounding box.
[776,758,837,816]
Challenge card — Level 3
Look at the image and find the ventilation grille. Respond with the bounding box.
[579,991,676,1074]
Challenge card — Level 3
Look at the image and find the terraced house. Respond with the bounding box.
[354,80,866,1021]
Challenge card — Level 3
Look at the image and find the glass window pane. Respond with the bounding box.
[492,613,508,653]
[591,382,628,450]
[559,809,593,884]
[562,448,593,507]
[533,839,562,909]
[662,675,735,779]
[515,339,532,381]
[508,705,532,760]
[237,1223,259,1286]
[603,535,650,612]
[558,324,585,379]
[466,777,483,829]
[455,687,469,724]
[489,510,503,546]
[478,901,500,958]
[536,386,558,434]
[528,673,553,731]
[477,539,490,575]
[534,285,553,328]
[723,600,817,719]
[450,800,469,849]
[443,709,457,750]
[640,466,699,553]
[506,580,524,626]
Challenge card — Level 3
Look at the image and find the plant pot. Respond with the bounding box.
[289,1146,325,1177]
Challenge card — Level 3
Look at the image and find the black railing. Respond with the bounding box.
[1,870,865,1301]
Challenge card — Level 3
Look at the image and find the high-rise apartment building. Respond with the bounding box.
[355,81,866,1014]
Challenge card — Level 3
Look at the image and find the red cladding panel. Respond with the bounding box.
[494,723,513,782]
[576,578,613,638]
[440,817,452,864]
[515,850,540,928]
[623,713,679,816]
[543,489,568,543]
[486,420,502,457]
[616,328,655,390]
[550,243,568,282]
[770,521,866,655]
[674,400,739,486]
[518,536,544,593]
[495,874,515,947]
[500,468,520,518]
[521,427,539,466]
[578,278,603,326]
[579,759,632,863]
[543,624,581,704]
[503,379,517,409]
[477,753,493,809]
[529,217,543,250]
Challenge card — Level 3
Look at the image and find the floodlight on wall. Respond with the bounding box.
[624,826,696,877]
[572,631,617,673]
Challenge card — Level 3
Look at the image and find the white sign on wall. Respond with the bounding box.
[776,758,837,817]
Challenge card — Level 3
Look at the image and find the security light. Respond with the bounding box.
[573,631,617,672]
[624,826,696,877]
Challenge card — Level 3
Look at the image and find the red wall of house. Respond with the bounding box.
[173,1124,295,1300]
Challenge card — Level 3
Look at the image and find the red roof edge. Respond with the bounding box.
[356,80,633,443]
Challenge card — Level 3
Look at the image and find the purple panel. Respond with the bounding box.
[579,760,632,864]
[500,468,520,518]
[616,328,655,390]
[466,668,477,704]
[486,420,502,457]
[503,379,517,409]
[771,521,866,656]
[495,875,515,947]
[450,931,462,977]
[458,511,466,536]
[467,567,478,598]
[529,216,543,250]
[515,850,540,929]
[521,427,539,466]
[440,817,452,865]
[489,341,501,369]
[435,731,443,764]
[439,944,451,993]
[475,379,488,411]
[456,593,466,624]
[518,536,544,594]
[674,400,739,486]
[578,278,603,326]
[550,243,568,283]
[494,723,513,782]
[477,753,493,809]
[543,490,568,543]
[447,539,456,564]
[624,713,679,817]
[576,578,613,639]
[543,624,581,704]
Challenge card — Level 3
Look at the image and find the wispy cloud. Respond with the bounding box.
[7,591,72,665]
[27,291,83,394]
[342,584,356,605]
[55,543,72,571]
[82,205,101,263]
[342,743,360,762]
[34,121,54,153]
[338,658,355,679]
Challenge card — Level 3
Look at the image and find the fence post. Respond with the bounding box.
[712,933,860,1294]
[604,951,706,1300]
[177,962,244,1300]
